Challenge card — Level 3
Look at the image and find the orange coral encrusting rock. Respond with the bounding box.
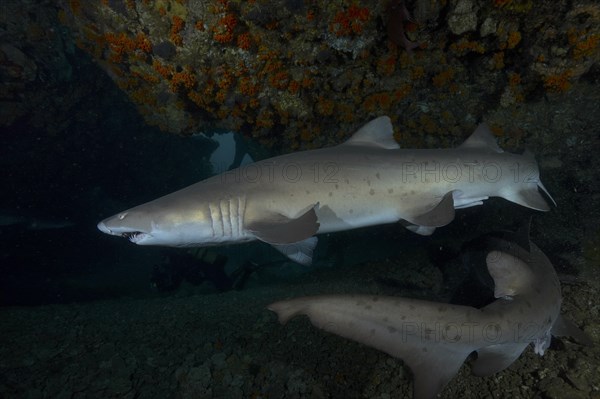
[170,15,185,46]
[236,32,252,50]
[170,67,197,92]
[543,71,572,93]
[329,5,370,37]
[135,32,152,53]
[568,29,600,60]
[57,0,600,150]
[212,13,237,43]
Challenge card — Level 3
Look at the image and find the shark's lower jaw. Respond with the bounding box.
[122,231,149,243]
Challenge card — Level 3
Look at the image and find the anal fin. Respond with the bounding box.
[406,191,455,227]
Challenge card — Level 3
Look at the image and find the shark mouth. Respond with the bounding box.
[122,231,148,243]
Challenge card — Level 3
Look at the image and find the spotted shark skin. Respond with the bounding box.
[268,229,592,398]
[98,116,555,265]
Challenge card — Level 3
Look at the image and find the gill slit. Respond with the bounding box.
[209,196,246,238]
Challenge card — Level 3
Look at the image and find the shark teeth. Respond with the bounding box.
[122,231,146,243]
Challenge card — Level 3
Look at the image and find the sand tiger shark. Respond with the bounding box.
[268,227,592,399]
[97,116,555,265]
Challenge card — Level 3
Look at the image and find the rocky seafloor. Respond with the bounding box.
[0,249,598,399]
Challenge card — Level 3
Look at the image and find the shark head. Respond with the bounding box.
[97,200,218,247]
[97,210,156,245]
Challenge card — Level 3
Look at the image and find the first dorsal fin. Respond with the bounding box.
[459,123,503,153]
[343,116,400,149]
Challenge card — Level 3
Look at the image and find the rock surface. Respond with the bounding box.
[45,0,599,150]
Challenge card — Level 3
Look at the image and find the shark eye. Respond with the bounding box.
[118,212,128,220]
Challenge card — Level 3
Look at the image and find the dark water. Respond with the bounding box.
[0,4,598,399]
[0,47,218,305]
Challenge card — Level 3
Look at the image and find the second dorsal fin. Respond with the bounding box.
[459,123,503,153]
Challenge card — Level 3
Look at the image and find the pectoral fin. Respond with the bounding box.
[472,343,528,376]
[405,191,455,227]
[402,348,470,399]
[247,204,320,245]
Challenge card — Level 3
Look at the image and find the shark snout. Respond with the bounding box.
[97,218,132,236]
[97,221,113,235]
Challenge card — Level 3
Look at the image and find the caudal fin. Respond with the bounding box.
[502,150,556,211]
[537,181,557,207]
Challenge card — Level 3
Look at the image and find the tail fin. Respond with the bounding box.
[509,150,556,210]
[537,180,557,207]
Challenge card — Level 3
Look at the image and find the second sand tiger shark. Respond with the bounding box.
[268,226,592,398]
[97,116,555,265]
